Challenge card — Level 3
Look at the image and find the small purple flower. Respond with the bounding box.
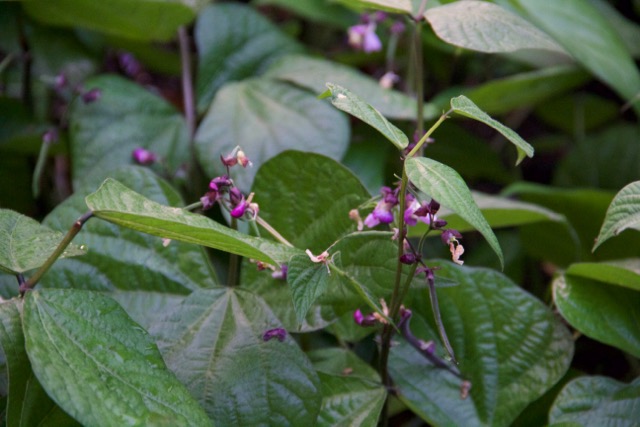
[200,191,218,210]
[210,175,232,191]
[348,23,382,53]
[272,265,288,280]
[263,328,287,342]
[81,88,101,104]
[118,52,142,77]
[441,229,462,245]
[42,128,59,145]
[132,147,157,165]
[400,253,419,265]
[353,309,378,327]
[230,199,247,218]
[390,21,406,35]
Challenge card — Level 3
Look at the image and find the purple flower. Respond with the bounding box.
[81,88,101,104]
[400,253,419,264]
[263,328,287,342]
[272,265,288,280]
[390,21,406,35]
[200,191,218,210]
[210,175,232,191]
[132,147,157,165]
[230,199,247,218]
[348,23,382,53]
[353,309,378,327]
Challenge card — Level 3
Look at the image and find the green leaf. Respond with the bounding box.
[151,288,321,425]
[69,75,189,189]
[0,209,86,275]
[593,180,640,251]
[195,78,349,191]
[408,191,567,237]
[23,0,203,41]
[265,54,439,120]
[502,182,640,264]
[549,376,640,427]
[535,93,621,135]
[309,348,386,426]
[43,167,217,329]
[288,253,339,326]
[253,0,357,28]
[553,273,640,358]
[511,0,640,116]
[195,3,302,112]
[23,289,212,426]
[0,299,79,426]
[405,157,504,268]
[391,261,574,427]
[322,83,409,150]
[85,178,300,266]
[425,1,566,54]
[449,66,590,116]
[334,0,412,14]
[450,95,534,165]
[566,260,640,292]
[0,299,29,425]
[240,151,369,331]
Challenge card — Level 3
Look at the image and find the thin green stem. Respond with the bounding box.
[227,217,240,287]
[256,216,293,247]
[32,138,52,198]
[428,278,457,364]
[413,21,424,139]
[183,200,203,211]
[21,211,93,295]
[178,26,196,142]
[408,111,450,158]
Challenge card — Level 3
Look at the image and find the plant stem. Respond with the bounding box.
[32,138,52,198]
[227,217,240,287]
[408,111,449,158]
[428,277,457,364]
[183,200,203,211]
[413,21,424,140]
[178,26,196,141]
[256,216,293,247]
[21,211,93,295]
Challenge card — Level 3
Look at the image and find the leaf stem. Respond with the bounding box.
[256,216,293,247]
[21,211,93,295]
[413,20,424,139]
[32,138,52,198]
[178,26,196,141]
[227,217,240,287]
[408,111,450,158]
[428,276,457,364]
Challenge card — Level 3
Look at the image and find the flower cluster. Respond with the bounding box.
[200,147,258,220]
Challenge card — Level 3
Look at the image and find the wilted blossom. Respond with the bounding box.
[349,209,364,231]
[364,186,398,228]
[221,146,252,168]
[353,309,378,327]
[348,23,382,53]
[263,328,287,342]
[272,265,288,280]
[441,229,464,265]
[379,71,400,89]
[400,253,419,265]
[132,147,157,165]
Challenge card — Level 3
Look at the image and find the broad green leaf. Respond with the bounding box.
[334,0,412,14]
[566,260,640,292]
[511,0,640,116]
[23,289,212,427]
[265,54,439,120]
[408,191,567,237]
[43,167,217,329]
[321,83,408,150]
[405,157,504,268]
[451,66,590,115]
[241,151,369,331]
[0,209,85,275]
[425,1,566,54]
[392,261,574,427]
[503,182,640,264]
[151,288,321,425]
[253,0,357,28]
[23,0,203,41]
[554,125,640,191]
[288,253,339,326]
[588,0,640,57]
[85,178,300,266]
[195,3,302,112]
[0,299,79,426]
[450,95,534,165]
[195,78,349,191]
[0,299,29,425]
[593,180,640,251]
[309,348,386,426]
[553,274,640,358]
[69,75,189,189]
[549,376,640,427]
[535,93,621,135]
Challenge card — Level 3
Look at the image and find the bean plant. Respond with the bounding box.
[1,0,639,426]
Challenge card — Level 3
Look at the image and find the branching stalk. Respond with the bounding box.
[21,211,93,295]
